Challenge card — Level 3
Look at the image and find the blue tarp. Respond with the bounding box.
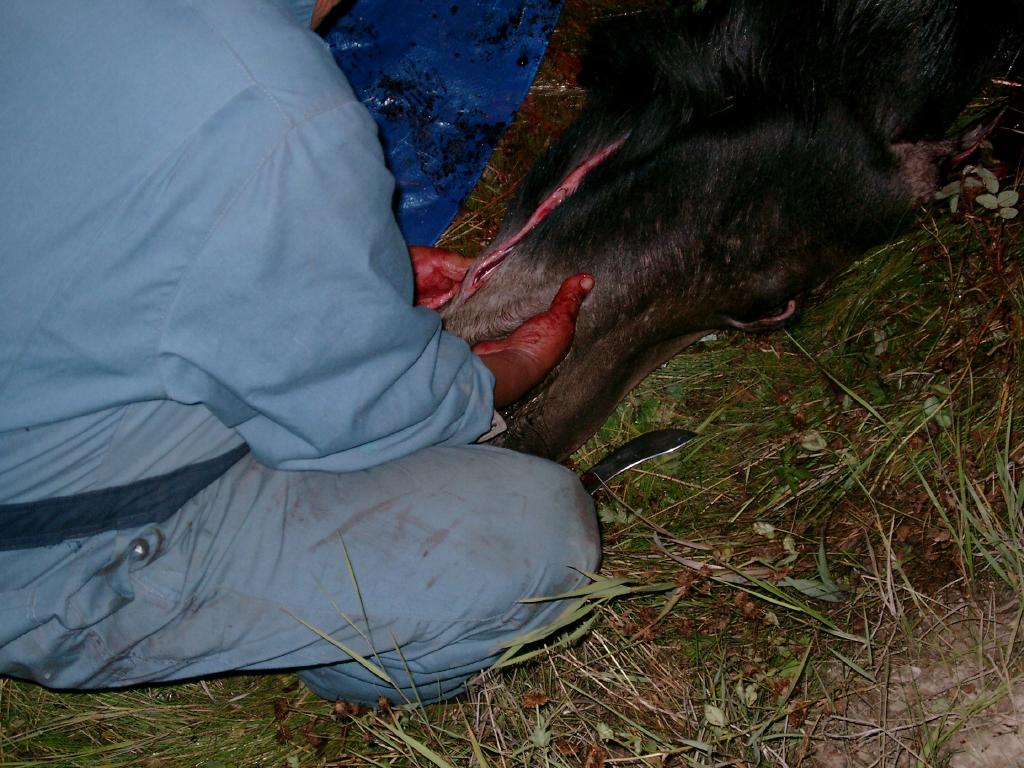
[324,1,563,245]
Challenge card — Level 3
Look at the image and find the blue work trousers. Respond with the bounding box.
[0,446,600,704]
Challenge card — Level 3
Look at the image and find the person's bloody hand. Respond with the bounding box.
[473,274,594,408]
[409,246,474,310]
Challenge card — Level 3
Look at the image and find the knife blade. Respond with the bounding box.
[579,427,697,495]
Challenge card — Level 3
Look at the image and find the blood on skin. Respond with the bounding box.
[460,136,628,299]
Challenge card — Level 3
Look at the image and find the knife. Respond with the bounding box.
[579,427,697,495]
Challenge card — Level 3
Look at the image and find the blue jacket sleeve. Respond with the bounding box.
[157,99,496,472]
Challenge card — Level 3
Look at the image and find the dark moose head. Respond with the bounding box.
[443,0,1024,461]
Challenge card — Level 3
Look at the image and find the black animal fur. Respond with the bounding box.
[442,1,1024,460]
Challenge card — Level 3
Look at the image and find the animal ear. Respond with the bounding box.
[893,114,1000,206]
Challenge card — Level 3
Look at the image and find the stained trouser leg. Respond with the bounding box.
[0,445,600,704]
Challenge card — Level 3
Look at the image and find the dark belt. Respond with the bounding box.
[0,444,250,551]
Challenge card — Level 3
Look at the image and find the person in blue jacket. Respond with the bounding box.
[0,0,600,704]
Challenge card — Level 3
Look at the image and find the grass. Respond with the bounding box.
[3,1,1024,765]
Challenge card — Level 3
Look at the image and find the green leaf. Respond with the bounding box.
[976,193,1000,210]
[865,378,888,403]
[815,539,844,596]
[934,181,960,200]
[461,711,492,768]
[922,395,952,429]
[736,681,759,707]
[997,190,1019,207]
[376,720,461,768]
[704,703,729,727]
[530,719,551,749]
[1000,207,1019,220]
[800,429,827,452]
[827,647,876,682]
[778,576,843,602]
[976,165,999,194]
[287,613,394,686]
[873,328,888,355]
